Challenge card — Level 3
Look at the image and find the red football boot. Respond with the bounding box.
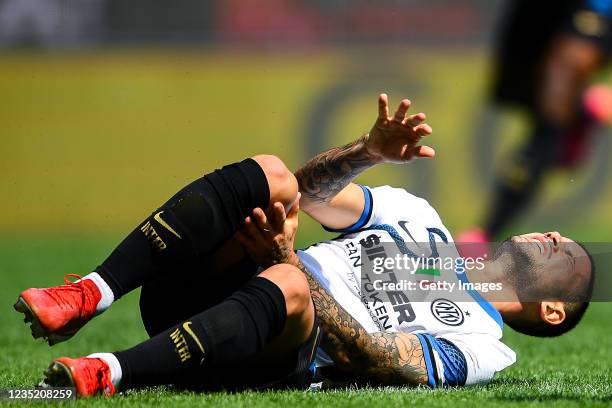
[41,356,115,397]
[14,274,100,345]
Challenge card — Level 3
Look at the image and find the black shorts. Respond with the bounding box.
[492,0,612,107]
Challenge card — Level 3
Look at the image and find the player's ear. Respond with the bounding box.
[540,301,566,325]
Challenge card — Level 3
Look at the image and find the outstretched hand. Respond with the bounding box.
[235,194,301,268]
[365,93,434,163]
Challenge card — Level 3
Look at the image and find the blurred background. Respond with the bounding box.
[1,0,610,246]
[0,0,611,385]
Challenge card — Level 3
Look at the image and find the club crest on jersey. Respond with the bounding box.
[431,299,464,326]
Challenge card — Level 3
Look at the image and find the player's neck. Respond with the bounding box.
[465,260,520,312]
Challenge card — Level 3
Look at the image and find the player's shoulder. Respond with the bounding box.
[368,184,433,210]
[368,184,443,221]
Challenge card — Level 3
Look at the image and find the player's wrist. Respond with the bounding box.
[361,134,385,164]
[283,251,300,268]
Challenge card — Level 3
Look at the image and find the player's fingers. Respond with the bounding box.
[270,202,286,230]
[413,145,436,158]
[414,123,432,137]
[245,216,266,240]
[252,207,268,227]
[288,192,301,217]
[252,208,274,235]
[400,126,422,142]
[378,93,389,120]
[268,207,279,230]
[276,202,287,222]
[286,193,300,226]
[405,112,426,127]
[393,99,411,123]
[244,216,257,237]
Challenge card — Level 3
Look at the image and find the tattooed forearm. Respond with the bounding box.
[294,259,428,385]
[295,135,380,204]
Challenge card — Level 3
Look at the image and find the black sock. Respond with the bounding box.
[114,277,286,389]
[95,159,269,299]
[485,118,563,237]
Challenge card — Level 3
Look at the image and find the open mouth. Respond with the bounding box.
[534,241,545,254]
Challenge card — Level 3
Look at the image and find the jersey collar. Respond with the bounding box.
[455,270,504,330]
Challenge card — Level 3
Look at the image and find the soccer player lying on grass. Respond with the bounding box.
[15,94,594,397]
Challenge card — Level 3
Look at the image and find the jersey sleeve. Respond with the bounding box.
[322,184,438,233]
[415,333,515,387]
[415,333,468,388]
[434,333,517,386]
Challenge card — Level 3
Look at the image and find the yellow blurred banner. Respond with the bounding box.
[1,50,611,240]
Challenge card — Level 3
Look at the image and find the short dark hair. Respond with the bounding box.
[508,242,595,338]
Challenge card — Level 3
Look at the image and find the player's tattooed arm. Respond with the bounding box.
[295,94,433,229]
[295,135,378,205]
[293,258,428,386]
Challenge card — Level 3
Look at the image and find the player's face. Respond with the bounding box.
[508,232,591,300]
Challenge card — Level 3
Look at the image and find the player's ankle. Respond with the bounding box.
[82,273,114,315]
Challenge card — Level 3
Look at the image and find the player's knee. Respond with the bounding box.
[252,154,298,210]
[259,264,315,349]
[283,267,311,318]
[259,263,311,318]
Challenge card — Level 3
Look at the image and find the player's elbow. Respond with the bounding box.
[408,372,429,387]
[330,346,380,377]
[331,350,353,368]
[372,368,429,387]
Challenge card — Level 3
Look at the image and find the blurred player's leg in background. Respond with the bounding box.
[458,0,611,253]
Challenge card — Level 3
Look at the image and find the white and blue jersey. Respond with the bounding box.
[297,185,516,387]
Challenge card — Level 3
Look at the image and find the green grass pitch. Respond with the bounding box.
[1,237,610,407]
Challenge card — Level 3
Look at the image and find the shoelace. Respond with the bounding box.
[63,274,83,285]
[98,363,115,397]
[84,358,115,396]
[43,274,95,318]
